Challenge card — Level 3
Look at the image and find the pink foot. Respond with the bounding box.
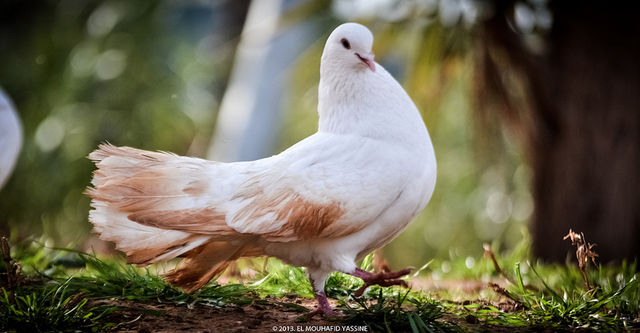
[307,291,341,318]
[350,267,411,297]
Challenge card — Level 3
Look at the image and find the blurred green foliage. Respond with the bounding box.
[0,0,234,242]
[1,1,529,266]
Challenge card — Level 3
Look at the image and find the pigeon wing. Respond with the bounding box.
[224,133,410,242]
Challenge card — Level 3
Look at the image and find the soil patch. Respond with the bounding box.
[93,292,529,333]
[94,296,340,332]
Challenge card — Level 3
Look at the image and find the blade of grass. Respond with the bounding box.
[527,261,564,304]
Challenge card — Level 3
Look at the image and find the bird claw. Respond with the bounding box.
[353,278,408,297]
[306,307,342,319]
[352,267,412,297]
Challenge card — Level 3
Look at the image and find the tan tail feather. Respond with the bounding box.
[127,207,237,235]
[87,144,237,237]
[87,143,211,213]
[88,143,176,163]
[86,144,263,285]
[124,235,206,266]
[165,240,263,292]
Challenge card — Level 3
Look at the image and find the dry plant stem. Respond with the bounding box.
[483,243,537,291]
[488,282,509,298]
[1,236,16,303]
[64,292,87,310]
[563,229,598,291]
[372,248,391,273]
[488,282,525,309]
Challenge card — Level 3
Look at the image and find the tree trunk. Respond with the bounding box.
[480,1,640,262]
[534,2,640,262]
[207,0,326,162]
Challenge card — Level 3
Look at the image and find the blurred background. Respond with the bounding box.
[0,0,637,268]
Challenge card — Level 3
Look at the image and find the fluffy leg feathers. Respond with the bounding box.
[165,241,262,292]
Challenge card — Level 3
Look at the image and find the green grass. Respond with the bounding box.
[439,236,640,332]
[339,288,460,332]
[0,280,116,332]
[65,252,253,307]
[420,230,639,331]
[250,257,314,298]
[6,240,254,306]
[461,262,639,332]
[249,253,380,299]
[2,238,639,332]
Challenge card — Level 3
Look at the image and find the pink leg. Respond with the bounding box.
[306,279,341,318]
[350,267,411,297]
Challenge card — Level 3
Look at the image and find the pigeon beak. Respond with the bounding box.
[356,52,376,72]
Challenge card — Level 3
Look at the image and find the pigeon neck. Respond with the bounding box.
[317,65,429,147]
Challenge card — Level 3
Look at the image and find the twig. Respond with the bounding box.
[483,243,537,291]
[488,282,525,310]
[1,236,21,303]
[63,292,87,310]
[372,248,390,273]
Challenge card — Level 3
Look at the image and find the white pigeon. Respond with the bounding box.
[87,22,436,316]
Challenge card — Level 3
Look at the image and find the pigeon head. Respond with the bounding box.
[322,23,375,72]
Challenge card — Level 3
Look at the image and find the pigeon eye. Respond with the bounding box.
[340,38,351,49]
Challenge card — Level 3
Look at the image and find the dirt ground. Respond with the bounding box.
[96,296,345,333]
[94,290,522,333]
